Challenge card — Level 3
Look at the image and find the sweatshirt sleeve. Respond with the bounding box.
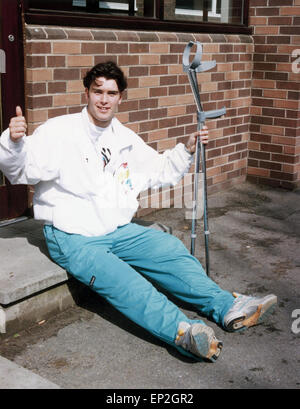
[149,143,194,189]
[0,128,27,184]
[0,122,61,185]
[133,135,193,191]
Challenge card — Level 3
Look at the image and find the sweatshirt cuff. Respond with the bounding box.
[177,142,194,162]
[0,128,25,153]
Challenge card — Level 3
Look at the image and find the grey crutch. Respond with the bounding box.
[183,41,226,276]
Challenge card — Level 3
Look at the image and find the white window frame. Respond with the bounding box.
[99,1,137,12]
[176,0,220,17]
[175,0,243,24]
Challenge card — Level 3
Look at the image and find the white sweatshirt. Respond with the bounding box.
[0,107,192,236]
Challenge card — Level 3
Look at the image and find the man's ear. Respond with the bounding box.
[118,92,123,105]
[84,88,89,102]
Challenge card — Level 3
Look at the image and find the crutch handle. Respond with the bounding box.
[197,107,226,123]
[183,41,216,73]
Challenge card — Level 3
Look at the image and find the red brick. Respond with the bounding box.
[150,66,168,76]
[270,171,296,181]
[169,86,186,96]
[256,7,279,16]
[129,110,149,122]
[47,56,66,67]
[261,144,283,153]
[149,108,168,120]
[160,76,177,86]
[48,82,66,94]
[281,7,300,16]
[54,68,80,81]
[118,55,139,66]
[129,66,149,77]
[130,43,149,54]
[260,161,282,170]
[159,118,176,129]
[149,87,168,97]
[106,43,128,54]
[139,120,158,133]
[271,153,296,164]
[81,42,105,54]
[27,55,46,68]
[27,42,51,54]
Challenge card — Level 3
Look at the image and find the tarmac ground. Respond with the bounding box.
[0,181,299,389]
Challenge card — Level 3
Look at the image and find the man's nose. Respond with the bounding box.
[99,92,108,104]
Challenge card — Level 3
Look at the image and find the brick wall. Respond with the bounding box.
[248,0,300,189]
[25,26,253,214]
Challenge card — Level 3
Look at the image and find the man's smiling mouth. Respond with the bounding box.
[98,106,110,112]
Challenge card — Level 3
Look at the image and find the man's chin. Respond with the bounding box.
[90,113,113,127]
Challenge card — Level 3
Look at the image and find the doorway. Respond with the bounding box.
[0,0,29,222]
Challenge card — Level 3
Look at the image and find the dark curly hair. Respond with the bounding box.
[83,61,127,93]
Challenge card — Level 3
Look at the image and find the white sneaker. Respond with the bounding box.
[224,292,277,332]
[175,321,223,362]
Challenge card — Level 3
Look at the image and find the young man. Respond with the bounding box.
[0,61,277,362]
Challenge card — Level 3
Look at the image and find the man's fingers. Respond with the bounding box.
[10,117,27,129]
[13,125,27,133]
[16,106,23,117]
[186,126,209,153]
[9,109,27,142]
[198,127,208,144]
[11,131,26,139]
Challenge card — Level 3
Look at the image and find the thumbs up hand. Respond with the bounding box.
[9,106,27,143]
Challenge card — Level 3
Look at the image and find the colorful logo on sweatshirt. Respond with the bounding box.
[116,162,133,192]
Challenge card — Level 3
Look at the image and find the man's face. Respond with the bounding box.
[85,77,122,128]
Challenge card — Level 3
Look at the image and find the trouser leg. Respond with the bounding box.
[112,223,235,327]
[43,224,204,359]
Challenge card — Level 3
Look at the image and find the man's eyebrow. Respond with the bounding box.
[91,86,119,93]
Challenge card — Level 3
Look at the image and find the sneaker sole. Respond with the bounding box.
[190,324,223,363]
[230,294,277,331]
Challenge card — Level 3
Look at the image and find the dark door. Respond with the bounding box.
[0,0,28,221]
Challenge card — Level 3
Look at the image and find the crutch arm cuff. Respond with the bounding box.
[197,107,226,123]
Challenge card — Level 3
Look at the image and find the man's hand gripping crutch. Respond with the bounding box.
[183,41,226,277]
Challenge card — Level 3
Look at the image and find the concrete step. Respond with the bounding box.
[0,355,60,389]
[0,219,67,305]
[0,219,81,335]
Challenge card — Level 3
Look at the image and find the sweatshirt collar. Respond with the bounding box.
[81,107,133,152]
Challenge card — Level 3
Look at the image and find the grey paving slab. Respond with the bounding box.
[0,355,60,389]
[0,219,67,305]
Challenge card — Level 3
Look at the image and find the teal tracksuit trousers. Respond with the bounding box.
[44,222,234,359]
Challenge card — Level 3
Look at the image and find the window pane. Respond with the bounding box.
[72,0,87,6]
[98,1,134,16]
[167,0,244,25]
[28,0,151,17]
[27,0,247,25]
